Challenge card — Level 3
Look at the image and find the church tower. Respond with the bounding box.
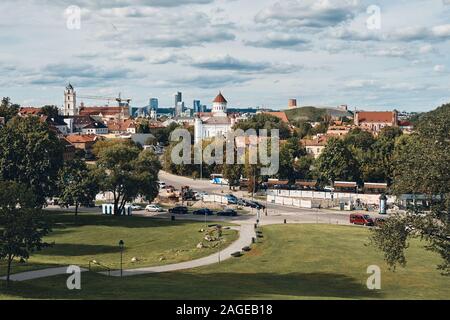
[212,91,227,117]
[64,84,78,116]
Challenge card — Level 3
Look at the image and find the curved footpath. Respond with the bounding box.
[0,223,256,282]
[105,224,255,277]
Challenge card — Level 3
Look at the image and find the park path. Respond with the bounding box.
[0,223,255,282]
[0,266,88,282]
[104,224,255,277]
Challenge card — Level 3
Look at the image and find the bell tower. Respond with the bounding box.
[64,83,77,116]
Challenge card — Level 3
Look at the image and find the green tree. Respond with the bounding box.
[223,146,243,190]
[137,119,151,134]
[293,121,313,139]
[40,105,60,119]
[0,97,19,123]
[366,127,402,184]
[278,137,309,183]
[371,103,450,275]
[316,138,362,186]
[344,128,375,151]
[96,144,161,215]
[57,159,100,216]
[0,116,64,206]
[92,139,138,157]
[0,181,51,288]
[233,114,291,139]
[151,122,181,146]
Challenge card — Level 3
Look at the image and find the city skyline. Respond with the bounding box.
[0,0,449,111]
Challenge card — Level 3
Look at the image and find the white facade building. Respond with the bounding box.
[194,92,236,145]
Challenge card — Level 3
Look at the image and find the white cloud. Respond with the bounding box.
[190,54,301,74]
[391,24,450,41]
[255,0,361,29]
[244,32,309,48]
[1,0,450,111]
[434,64,445,72]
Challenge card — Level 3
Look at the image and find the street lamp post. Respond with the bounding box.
[119,240,124,277]
[200,161,203,181]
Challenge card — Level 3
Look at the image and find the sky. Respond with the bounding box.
[0,0,449,112]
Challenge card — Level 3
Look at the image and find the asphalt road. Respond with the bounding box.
[158,171,387,226]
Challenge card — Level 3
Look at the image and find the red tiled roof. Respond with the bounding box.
[301,135,329,147]
[213,92,227,103]
[79,106,125,116]
[263,111,289,123]
[66,134,98,144]
[295,180,317,187]
[19,107,42,115]
[148,121,165,128]
[357,111,395,123]
[107,119,136,132]
[334,181,357,188]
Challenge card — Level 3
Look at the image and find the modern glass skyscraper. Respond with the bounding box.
[193,100,201,113]
[174,92,182,116]
[150,98,158,111]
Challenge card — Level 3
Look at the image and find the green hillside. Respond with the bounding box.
[285,106,352,122]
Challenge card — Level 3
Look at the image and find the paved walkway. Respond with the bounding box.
[0,224,255,282]
[104,224,255,277]
[0,266,88,282]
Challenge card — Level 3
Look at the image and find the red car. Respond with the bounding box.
[350,214,374,226]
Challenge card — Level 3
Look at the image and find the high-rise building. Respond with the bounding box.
[174,92,182,116]
[150,98,158,111]
[176,101,185,117]
[193,100,201,113]
[174,92,182,107]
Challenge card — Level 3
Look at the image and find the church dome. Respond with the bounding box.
[213,92,227,104]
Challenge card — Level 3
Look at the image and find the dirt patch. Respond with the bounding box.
[245,246,263,257]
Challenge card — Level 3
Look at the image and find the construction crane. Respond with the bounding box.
[77,93,131,107]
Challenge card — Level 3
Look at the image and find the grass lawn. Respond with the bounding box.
[0,212,238,277]
[1,224,449,300]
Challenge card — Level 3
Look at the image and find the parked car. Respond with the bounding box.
[193,208,214,216]
[246,200,265,209]
[237,198,248,206]
[129,204,143,210]
[350,213,374,226]
[225,194,238,205]
[169,206,189,214]
[217,209,238,217]
[145,204,164,212]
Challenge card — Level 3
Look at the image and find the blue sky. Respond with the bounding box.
[0,0,449,111]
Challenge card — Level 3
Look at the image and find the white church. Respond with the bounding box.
[194,92,237,145]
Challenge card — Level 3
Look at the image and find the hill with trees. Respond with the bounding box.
[285,106,352,122]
